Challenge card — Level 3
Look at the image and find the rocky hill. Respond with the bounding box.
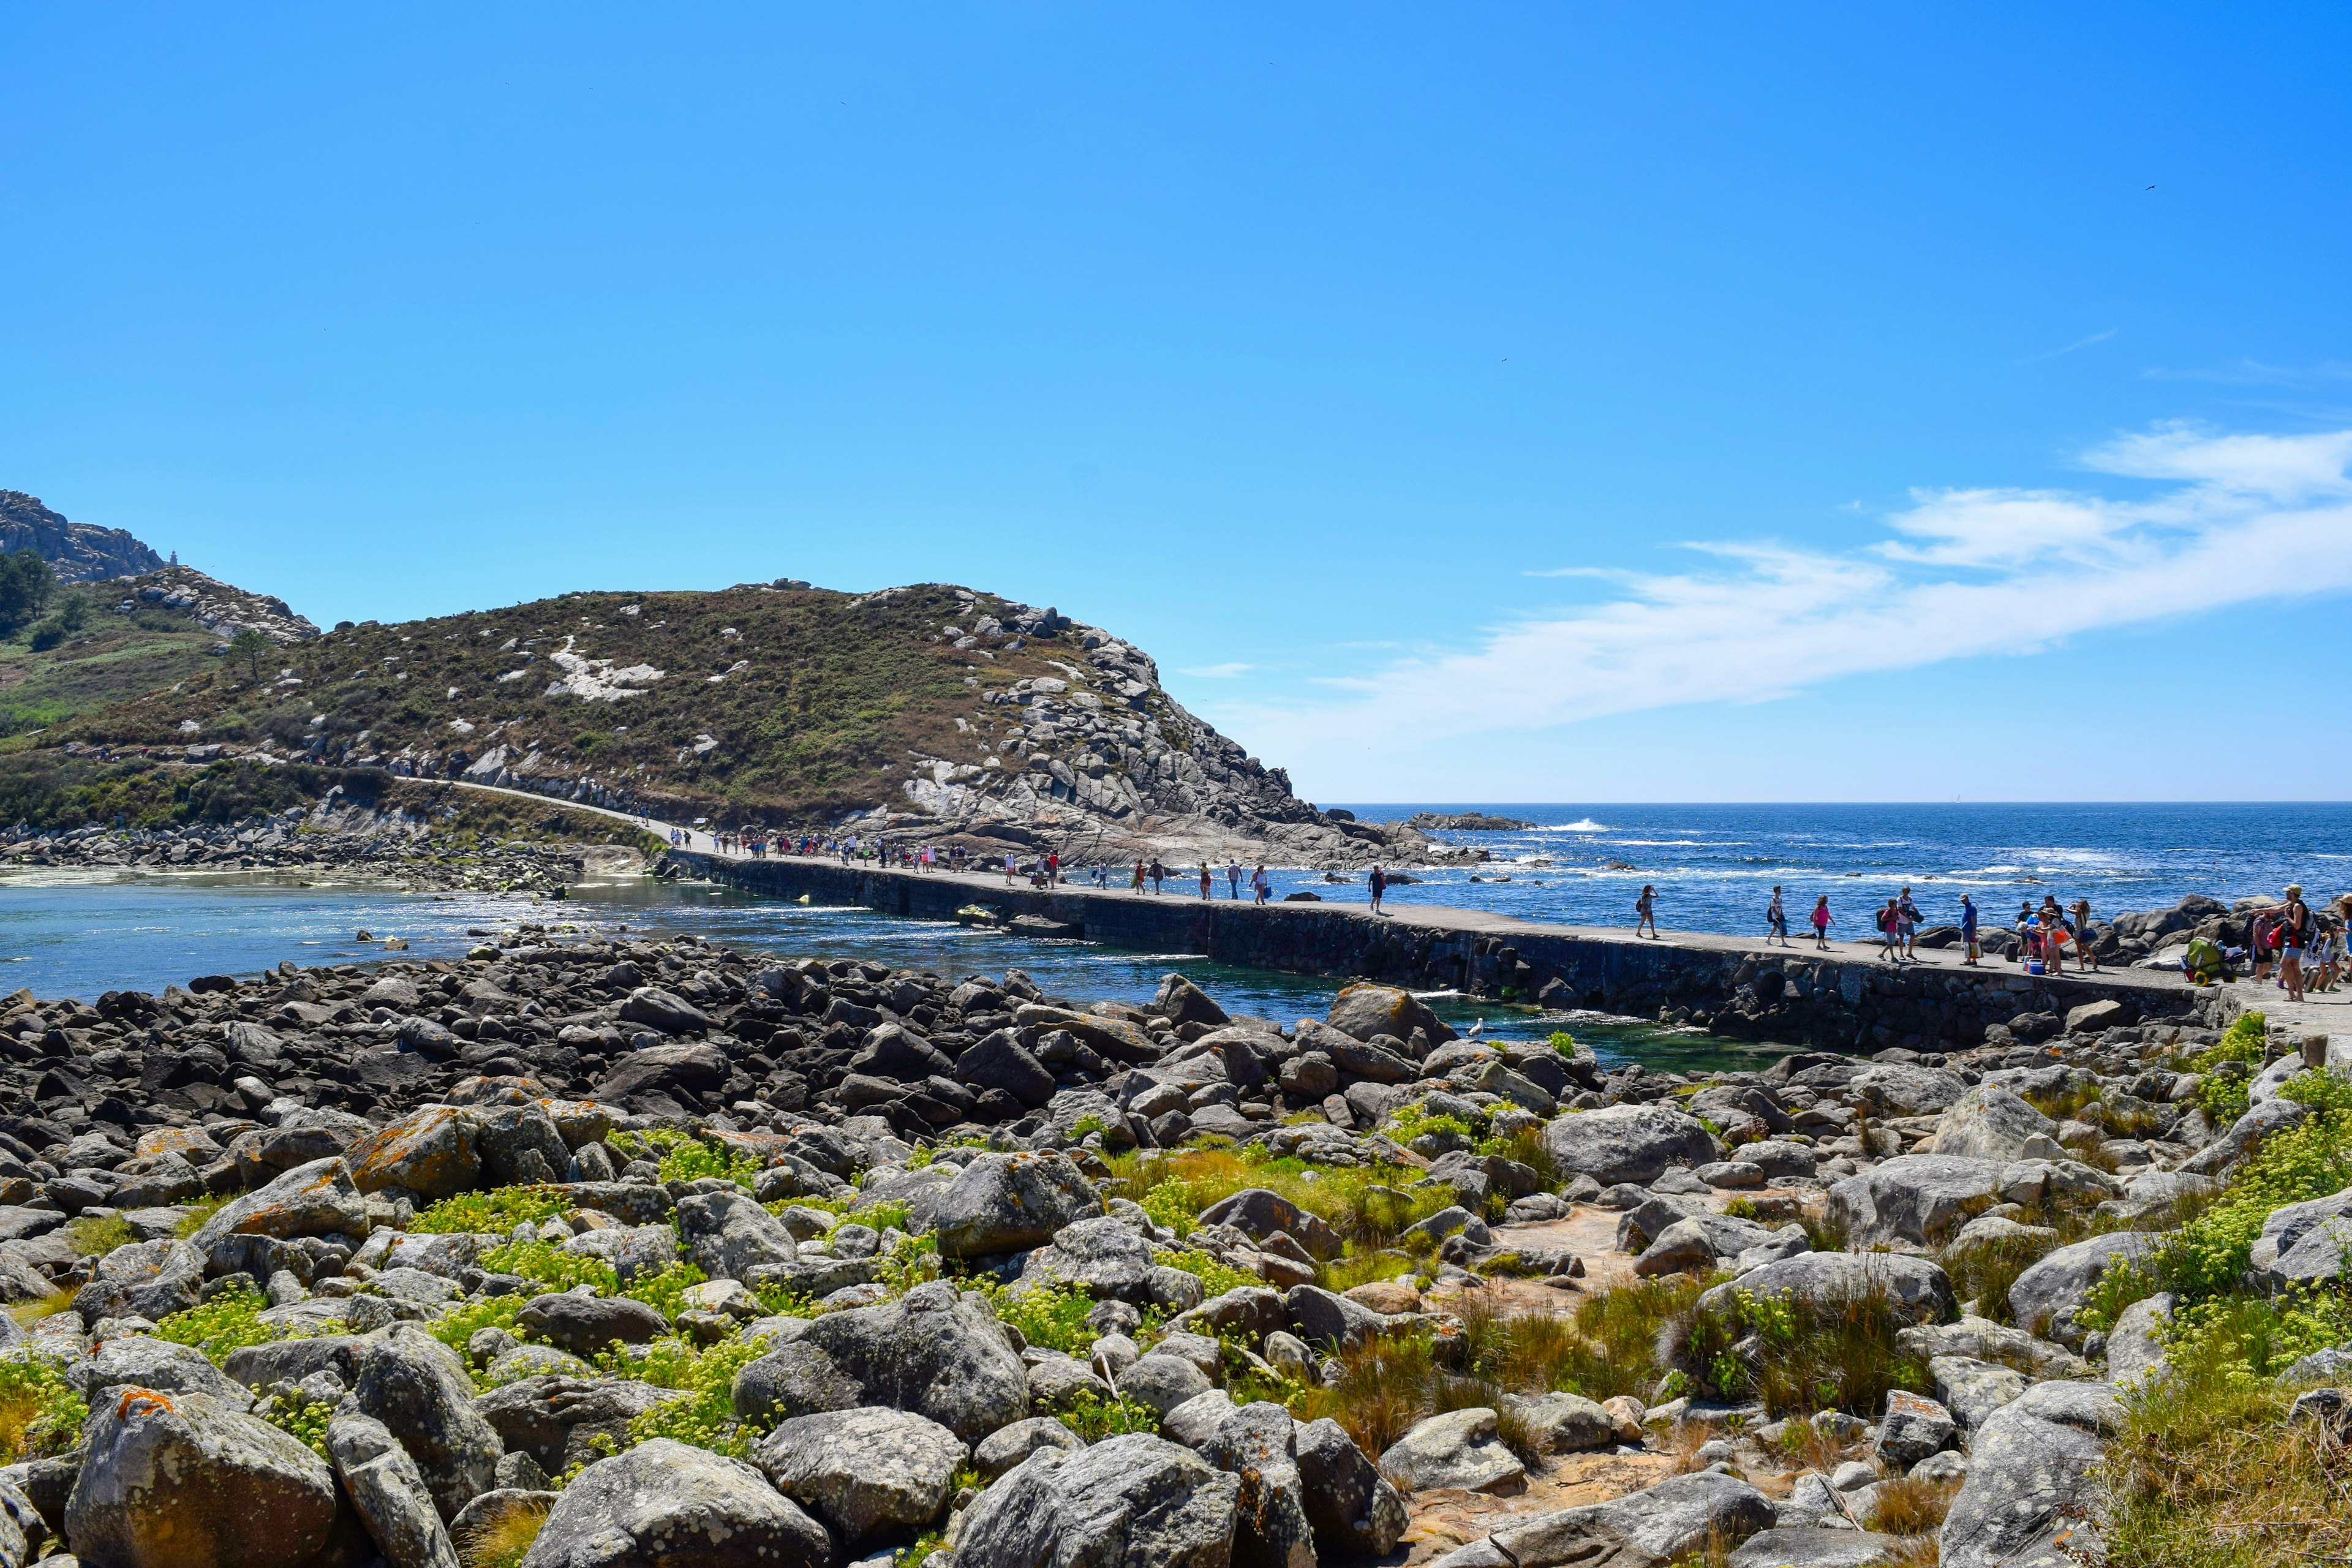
[52,579,1430,868]
[119,564,319,645]
[0,490,165,581]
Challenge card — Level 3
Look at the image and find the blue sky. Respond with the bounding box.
[4,6,2348,802]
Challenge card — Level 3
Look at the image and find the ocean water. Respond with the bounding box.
[0,869,1766,1073]
[1314,801,2352,939]
[7,801,2342,1072]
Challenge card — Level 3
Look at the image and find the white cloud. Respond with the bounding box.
[1234,424,2352,750]
[1182,662,1253,679]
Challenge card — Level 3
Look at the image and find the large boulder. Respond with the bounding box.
[516,1293,670,1357]
[560,1224,681,1286]
[2248,1183,2352,1291]
[328,1414,462,1568]
[932,1153,1104,1260]
[2182,1096,2309,1179]
[595,1042,731,1104]
[1378,1408,1525,1494]
[676,1190,802,1281]
[192,1156,371,1256]
[1428,1470,1776,1567]
[848,1023,954,1082]
[472,1378,685,1478]
[475,1102,574,1187]
[1294,1415,1407,1558]
[72,1238,205,1323]
[1824,1156,2003,1248]
[1939,1382,2120,1568]
[954,1032,1057,1109]
[731,1280,1028,1443]
[1014,1215,1157,1302]
[1849,1065,1968,1116]
[2007,1232,2163,1346]
[1199,1401,1316,1568]
[352,1322,505,1520]
[949,1433,1240,1568]
[1697,1251,1956,1325]
[1931,1085,2064,1163]
[349,1106,483,1200]
[1196,1189,1344,1262]
[67,1389,341,1568]
[755,1407,964,1546]
[1154,974,1231,1030]
[1540,1104,1717,1188]
[72,1335,246,1404]
[518,1438,829,1568]
[615,987,712,1035]
[1324,984,1451,1047]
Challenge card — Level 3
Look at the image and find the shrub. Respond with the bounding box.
[1570,1276,1702,1400]
[411,1188,570,1235]
[154,1284,321,1365]
[257,1389,336,1457]
[434,1294,527,1362]
[624,1332,777,1456]
[453,1491,553,1568]
[1155,1248,1261,1300]
[63,1214,135,1257]
[989,1281,1099,1356]
[2103,1322,2352,1567]
[1058,1390,1161,1441]
[1867,1475,1956,1537]
[1674,1280,1931,1417]
[480,1240,617,1297]
[1941,1228,2060,1325]
[618,1259,711,1320]
[0,1359,85,1460]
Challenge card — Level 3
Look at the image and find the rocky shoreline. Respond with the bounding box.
[0,917,2327,1566]
[0,804,623,897]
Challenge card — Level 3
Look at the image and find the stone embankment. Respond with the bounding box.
[666,851,2239,1055]
[0,918,2318,1564]
[2,804,593,896]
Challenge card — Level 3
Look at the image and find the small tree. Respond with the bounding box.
[0,551,55,635]
[227,627,271,685]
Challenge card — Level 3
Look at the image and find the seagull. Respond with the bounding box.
[1464,1018,1485,1041]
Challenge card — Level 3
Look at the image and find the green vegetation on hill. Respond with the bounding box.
[58,581,1095,821]
[0,571,227,737]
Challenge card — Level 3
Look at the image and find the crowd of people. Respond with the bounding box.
[657,818,2347,1003]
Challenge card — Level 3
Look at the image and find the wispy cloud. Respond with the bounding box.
[2015,328,2116,366]
[1234,423,2352,749]
[1181,662,1253,679]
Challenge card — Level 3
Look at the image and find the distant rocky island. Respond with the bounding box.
[1406,812,1535,832]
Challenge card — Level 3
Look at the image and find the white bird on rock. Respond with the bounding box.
[1464,1019,1485,1041]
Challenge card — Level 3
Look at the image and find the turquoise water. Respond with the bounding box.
[0,870,1760,1072]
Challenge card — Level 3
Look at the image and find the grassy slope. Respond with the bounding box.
[0,603,224,737]
[52,582,1095,822]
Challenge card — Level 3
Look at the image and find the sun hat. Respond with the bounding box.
[2288,884,2305,897]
